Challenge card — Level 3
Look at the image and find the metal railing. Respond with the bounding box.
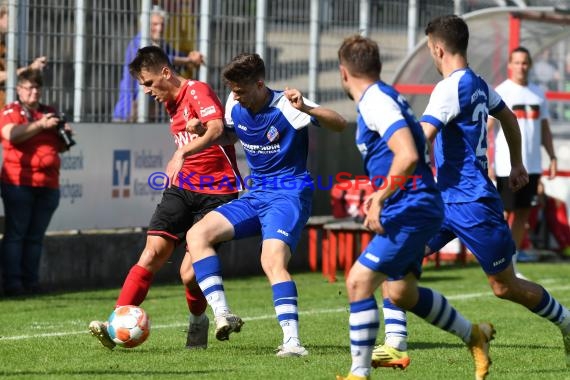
[5,0,553,123]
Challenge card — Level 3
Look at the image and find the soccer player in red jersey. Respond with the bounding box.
[89,46,241,350]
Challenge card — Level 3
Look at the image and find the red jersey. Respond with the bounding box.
[0,102,62,189]
[166,80,241,194]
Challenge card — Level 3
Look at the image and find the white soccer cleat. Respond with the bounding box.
[89,320,116,350]
[275,342,309,357]
[214,313,243,341]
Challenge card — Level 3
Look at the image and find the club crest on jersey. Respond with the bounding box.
[266,126,279,142]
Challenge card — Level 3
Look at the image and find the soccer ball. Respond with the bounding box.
[107,305,150,348]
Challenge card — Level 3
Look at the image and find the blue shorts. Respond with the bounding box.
[358,220,442,280]
[215,189,312,251]
[427,197,515,274]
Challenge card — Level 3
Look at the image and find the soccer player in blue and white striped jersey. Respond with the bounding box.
[185,53,347,357]
[374,15,570,376]
[335,34,494,380]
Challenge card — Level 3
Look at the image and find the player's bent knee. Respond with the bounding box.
[345,275,365,293]
[490,281,512,299]
[137,247,168,272]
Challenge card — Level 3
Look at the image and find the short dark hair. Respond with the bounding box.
[425,15,469,55]
[338,34,382,78]
[128,46,174,78]
[510,46,532,65]
[17,68,43,87]
[222,53,265,85]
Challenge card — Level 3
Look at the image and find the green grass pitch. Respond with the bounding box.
[1,262,569,379]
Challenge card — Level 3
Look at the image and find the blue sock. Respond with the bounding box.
[410,287,471,343]
[531,287,570,333]
[349,297,379,377]
[383,298,408,350]
[193,256,229,316]
[273,281,300,345]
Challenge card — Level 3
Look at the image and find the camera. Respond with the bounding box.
[55,113,76,149]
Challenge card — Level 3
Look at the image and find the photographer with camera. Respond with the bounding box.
[0,68,73,297]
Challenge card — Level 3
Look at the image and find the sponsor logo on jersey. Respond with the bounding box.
[174,131,199,148]
[237,124,247,131]
[183,106,190,121]
[200,105,216,117]
[266,126,279,142]
[241,142,280,155]
[277,229,289,237]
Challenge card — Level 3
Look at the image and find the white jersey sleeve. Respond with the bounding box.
[488,86,504,113]
[422,79,461,129]
[224,92,238,129]
[274,92,319,130]
[359,86,406,137]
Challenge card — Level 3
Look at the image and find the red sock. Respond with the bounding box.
[115,265,154,307]
[185,284,207,316]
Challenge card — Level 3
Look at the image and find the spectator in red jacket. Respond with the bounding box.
[0,68,72,296]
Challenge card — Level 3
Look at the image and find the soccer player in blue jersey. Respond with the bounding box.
[373,14,570,372]
[335,34,494,380]
[183,53,347,356]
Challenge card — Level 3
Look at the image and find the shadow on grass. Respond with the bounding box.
[410,341,464,350]
[410,341,562,351]
[0,369,216,377]
[493,342,561,350]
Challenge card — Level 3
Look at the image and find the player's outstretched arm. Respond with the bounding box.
[283,87,347,132]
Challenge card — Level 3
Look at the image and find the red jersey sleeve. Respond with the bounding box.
[185,81,224,124]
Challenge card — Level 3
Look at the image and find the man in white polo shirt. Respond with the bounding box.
[489,46,557,275]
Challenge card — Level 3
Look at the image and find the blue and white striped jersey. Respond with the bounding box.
[225,89,318,194]
[356,81,442,226]
[421,68,506,203]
